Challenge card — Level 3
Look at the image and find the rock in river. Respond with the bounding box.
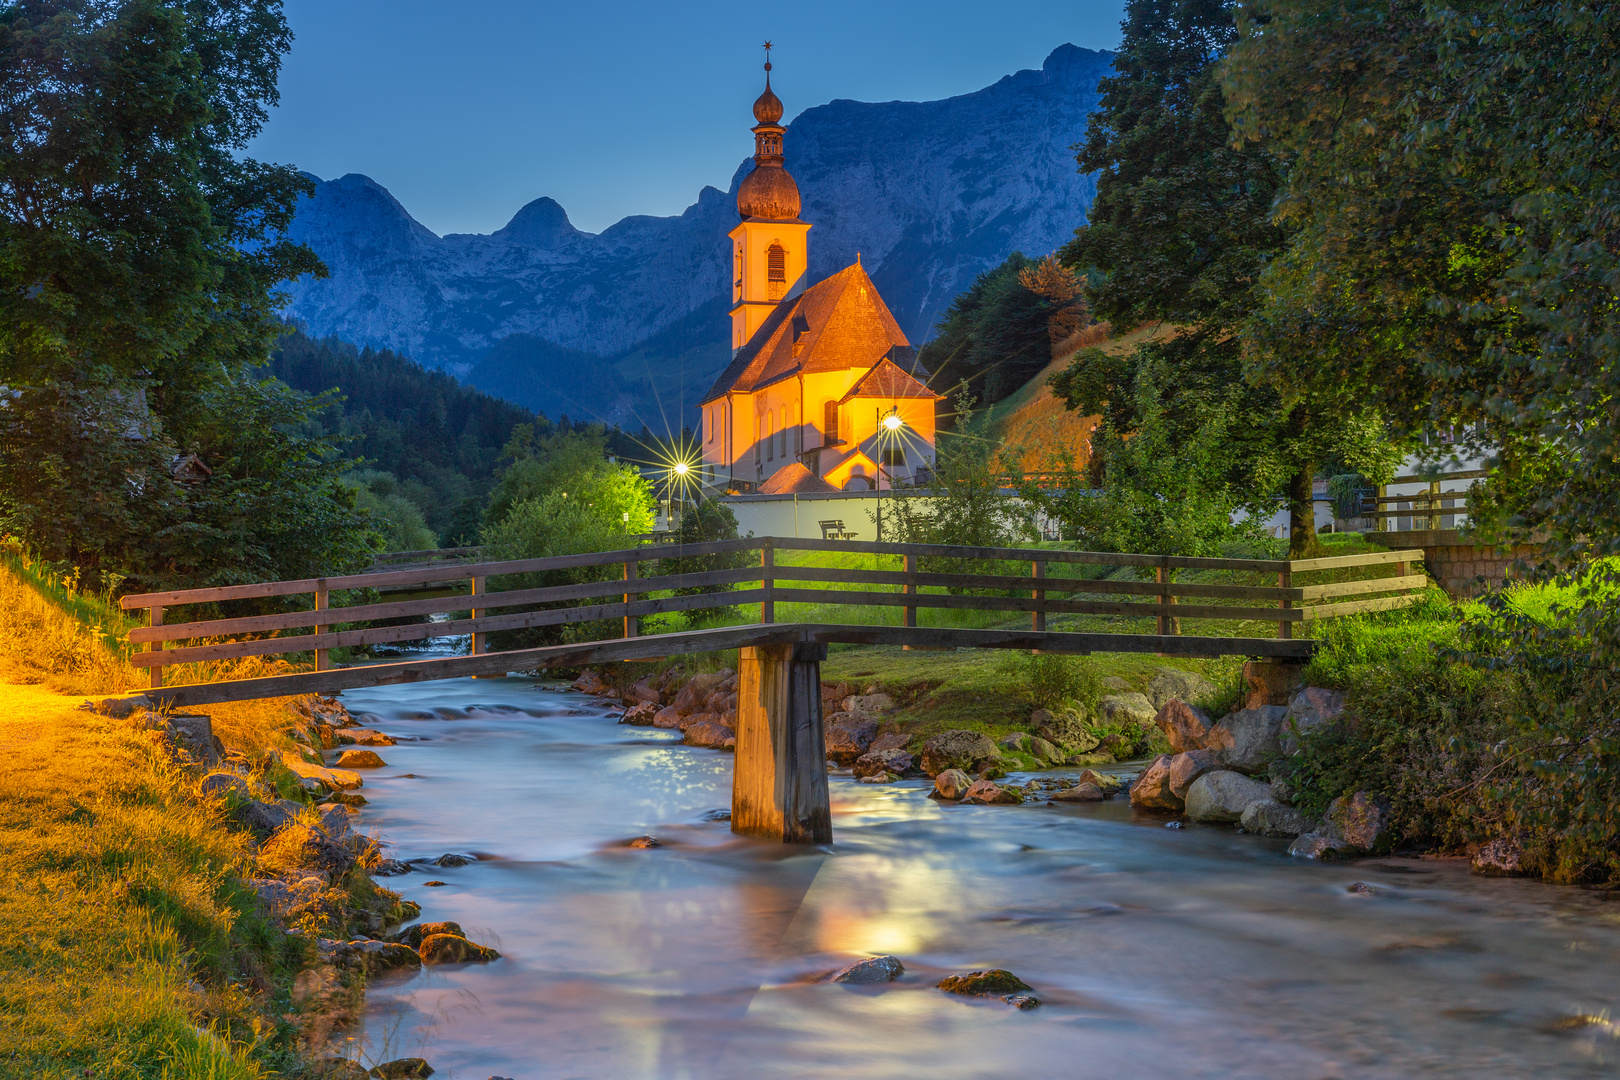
[1051,782,1103,802]
[1289,832,1354,859]
[1323,790,1391,852]
[1184,770,1272,823]
[932,768,973,800]
[258,823,356,881]
[1129,754,1181,811]
[961,779,1022,805]
[831,955,904,984]
[1472,837,1528,876]
[1166,749,1221,800]
[396,921,464,948]
[684,717,736,750]
[620,702,658,726]
[1155,699,1213,754]
[853,748,913,778]
[937,969,1033,996]
[825,717,878,764]
[369,1059,434,1079]
[1206,706,1287,774]
[419,933,500,965]
[1240,798,1310,838]
[919,729,1001,777]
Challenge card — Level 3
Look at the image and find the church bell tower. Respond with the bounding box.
[729,45,811,353]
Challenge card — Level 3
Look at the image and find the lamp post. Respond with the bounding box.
[876,408,904,542]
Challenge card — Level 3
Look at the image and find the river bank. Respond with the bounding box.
[341,674,1620,1078]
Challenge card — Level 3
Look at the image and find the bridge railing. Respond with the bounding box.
[117,538,1428,689]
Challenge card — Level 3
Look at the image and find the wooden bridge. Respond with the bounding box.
[119,538,1424,844]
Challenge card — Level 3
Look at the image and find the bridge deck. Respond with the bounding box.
[141,622,1313,708]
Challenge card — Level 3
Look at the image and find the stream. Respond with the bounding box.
[337,675,1620,1079]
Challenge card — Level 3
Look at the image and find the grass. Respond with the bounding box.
[0,556,402,1077]
[0,684,298,1078]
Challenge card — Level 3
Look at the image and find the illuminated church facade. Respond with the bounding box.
[699,59,940,495]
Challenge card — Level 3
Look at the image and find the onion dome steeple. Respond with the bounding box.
[737,42,801,221]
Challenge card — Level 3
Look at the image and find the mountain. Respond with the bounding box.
[279,43,1114,427]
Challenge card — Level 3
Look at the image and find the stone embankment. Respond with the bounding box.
[83,692,495,1078]
[1123,668,1401,859]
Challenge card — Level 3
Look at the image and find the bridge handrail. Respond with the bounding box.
[116,537,1428,689]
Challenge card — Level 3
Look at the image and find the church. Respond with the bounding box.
[699,60,940,496]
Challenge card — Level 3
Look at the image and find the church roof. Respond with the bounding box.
[838,357,940,403]
[757,462,839,494]
[700,262,921,404]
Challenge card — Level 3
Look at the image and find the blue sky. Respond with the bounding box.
[246,0,1126,236]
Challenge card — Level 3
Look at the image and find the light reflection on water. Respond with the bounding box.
[339,677,1620,1079]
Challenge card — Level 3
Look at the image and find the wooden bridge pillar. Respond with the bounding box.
[732,641,832,845]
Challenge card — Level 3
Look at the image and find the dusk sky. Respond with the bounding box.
[246,0,1127,236]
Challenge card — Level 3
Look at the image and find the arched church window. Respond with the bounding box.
[823,401,839,444]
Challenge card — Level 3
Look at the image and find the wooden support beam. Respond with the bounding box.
[148,606,163,689]
[1031,560,1046,635]
[314,584,330,672]
[623,561,638,639]
[732,642,831,845]
[1278,565,1293,640]
[760,541,775,624]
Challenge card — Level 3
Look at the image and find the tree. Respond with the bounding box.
[921,253,1088,408]
[0,1,369,590]
[1052,0,1398,555]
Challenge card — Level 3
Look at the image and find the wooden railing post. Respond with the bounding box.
[1155,562,1169,637]
[1428,480,1440,531]
[903,553,917,629]
[470,576,486,656]
[623,559,638,638]
[1031,560,1046,633]
[1278,564,1293,640]
[148,605,163,689]
[313,583,330,672]
[761,541,775,624]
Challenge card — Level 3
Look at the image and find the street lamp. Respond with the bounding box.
[876,408,905,541]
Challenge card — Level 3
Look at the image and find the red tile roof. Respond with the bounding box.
[700,262,923,404]
[757,462,839,494]
[838,357,940,403]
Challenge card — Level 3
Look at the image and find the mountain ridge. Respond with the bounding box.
[279,44,1114,427]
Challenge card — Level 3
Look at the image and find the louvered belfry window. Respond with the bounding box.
[767,244,786,282]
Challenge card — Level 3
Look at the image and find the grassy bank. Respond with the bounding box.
[1279,562,1620,883]
[0,560,404,1077]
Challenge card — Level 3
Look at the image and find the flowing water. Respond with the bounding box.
[338,676,1620,1079]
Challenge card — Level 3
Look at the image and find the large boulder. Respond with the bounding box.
[280,750,363,792]
[1282,687,1348,755]
[998,732,1030,753]
[1472,837,1528,877]
[1206,706,1288,774]
[684,718,736,750]
[259,823,357,881]
[841,692,895,715]
[932,768,974,800]
[419,933,500,964]
[233,799,295,838]
[1051,782,1103,802]
[199,771,249,801]
[1323,791,1392,852]
[1097,693,1157,729]
[919,730,1002,777]
[652,705,683,729]
[1076,768,1126,794]
[1166,749,1222,800]
[1146,668,1218,710]
[624,678,663,706]
[825,717,878,764]
[620,702,658,726]
[673,672,727,715]
[334,749,387,769]
[1154,700,1213,754]
[1184,771,1273,823]
[165,714,226,767]
[342,940,423,975]
[961,779,1022,805]
[1031,706,1098,751]
[937,969,1033,996]
[831,955,904,984]
[853,748,914,778]
[571,669,611,695]
[1027,736,1064,765]
[1240,798,1310,838]
[1129,754,1181,811]
[869,732,911,754]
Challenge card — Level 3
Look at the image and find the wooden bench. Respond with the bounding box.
[818,520,851,540]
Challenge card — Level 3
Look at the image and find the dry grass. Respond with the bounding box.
[0,684,292,1079]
